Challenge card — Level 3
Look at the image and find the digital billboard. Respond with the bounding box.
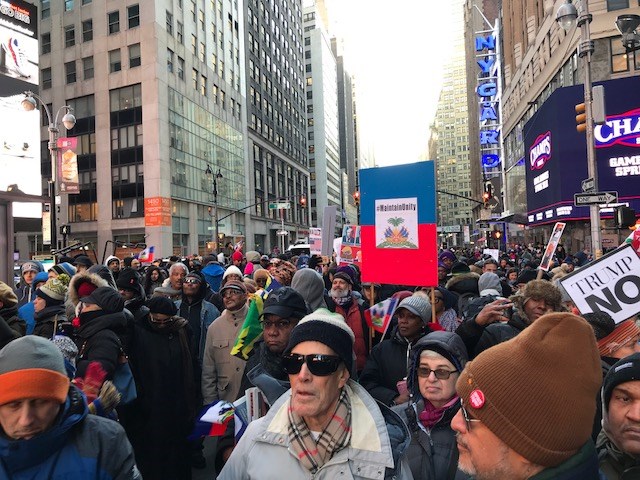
[0,0,41,217]
[524,75,640,226]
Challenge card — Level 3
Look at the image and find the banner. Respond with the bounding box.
[339,225,361,267]
[57,137,79,194]
[559,244,640,323]
[360,162,438,287]
[538,222,566,271]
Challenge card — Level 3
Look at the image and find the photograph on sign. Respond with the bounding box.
[559,244,640,324]
[339,225,361,267]
[374,198,418,249]
[342,225,361,245]
[309,228,322,255]
[538,222,566,271]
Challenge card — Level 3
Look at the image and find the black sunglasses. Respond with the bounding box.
[282,353,342,376]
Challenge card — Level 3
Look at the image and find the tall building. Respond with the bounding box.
[500,0,640,251]
[434,0,473,247]
[36,0,247,258]
[303,3,342,228]
[244,0,310,252]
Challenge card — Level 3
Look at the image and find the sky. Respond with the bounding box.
[324,1,458,166]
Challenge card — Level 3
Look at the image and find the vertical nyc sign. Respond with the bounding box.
[476,30,501,171]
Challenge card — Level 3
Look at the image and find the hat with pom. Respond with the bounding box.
[37,275,70,305]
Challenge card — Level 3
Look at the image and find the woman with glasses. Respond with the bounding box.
[393,330,471,480]
[431,286,462,332]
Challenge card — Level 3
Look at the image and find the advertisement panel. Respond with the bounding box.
[524,76,640,226]
[57,137,79,194]
[0,0,39,217]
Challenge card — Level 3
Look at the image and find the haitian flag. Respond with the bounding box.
[364,297,399,335]
[360,162,438,287]
[135,246,155,263]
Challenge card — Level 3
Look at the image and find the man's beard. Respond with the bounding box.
[331,287,350,299]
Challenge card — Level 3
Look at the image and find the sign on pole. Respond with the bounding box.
[321,206,336,256]
[539,222,566,271]
[268,202,290,210]
[574,191,618,206]
[559,244,640,324]
[359,161,438,287]
[309,228,322,255]
[581,178,595,192]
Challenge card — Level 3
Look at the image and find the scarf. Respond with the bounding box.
[436,308,460,332]
[288,388,352,473]
[34,304,65,322]
[331,288,352,307]
[418,396,459,429]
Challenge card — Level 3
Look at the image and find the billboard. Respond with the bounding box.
[0,0,40,217]
[524,76,640,226]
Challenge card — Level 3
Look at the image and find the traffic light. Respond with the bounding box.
[615,206,637,228]
[482,182,493,207]
[299,195,307,207]
[575,103,587,133]
[353,190,360,206]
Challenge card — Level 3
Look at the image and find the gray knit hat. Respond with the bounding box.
[0,336,69,405]
[397,295,431,323]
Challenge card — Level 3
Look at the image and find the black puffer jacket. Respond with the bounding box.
[33,305,68,340]
[472,310,529,357]
[75,310,128,379]
[0,306,24,349]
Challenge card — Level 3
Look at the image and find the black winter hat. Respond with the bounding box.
[72,255,94,268]
[146,296,178,316]
[262,287,309,321]
[80,286,124,314]
[583,312,616,341]
[116,268,144,297]
[602,352,640,411]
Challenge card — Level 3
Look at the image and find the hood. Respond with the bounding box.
[87,265,117,290]
[104,255,120,267]
[435,286,459,311]
[407,331,469,398]
[290,268,327,311]
[445,272,479,295]
[67,271,109,306]
[201,263,225,292]
[478,272,502,296]
[76,310,128,338]
[0,385,87,472]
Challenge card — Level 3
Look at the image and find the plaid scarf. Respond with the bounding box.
[288,388,352,473]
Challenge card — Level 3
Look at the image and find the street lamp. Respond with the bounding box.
[615,14,640,52]
[21,91,76,253]
[556,1,602,259]
[205,164,223,254]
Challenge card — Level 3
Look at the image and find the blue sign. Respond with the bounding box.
[476,31,501,170]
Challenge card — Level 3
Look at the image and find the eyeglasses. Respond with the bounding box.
[261,319,293,330]
[183,278,201,285]
[222,289,243,298]
[282,353,342,376]
[417,367,457,379]
[150,314,173,324]
[460,402,482,431]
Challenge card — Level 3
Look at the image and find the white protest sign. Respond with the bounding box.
[559,244,640,324]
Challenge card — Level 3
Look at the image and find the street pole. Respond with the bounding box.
[214,176,219,255]
[280,205,286,254]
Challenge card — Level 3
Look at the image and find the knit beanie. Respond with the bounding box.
[37,275,70,305]
[21,261,43,275]
[397,295,431,323]
[456,312,601,467]
[116,267,144,297]
[582,312,616,343]
[147,296,178,316]
[33,271,49,286]
[220,280,248,294]
[245,251,261,263]
[223,265,243,280]
[478,272,502,296]
[597,319,640,357]
[232,251,244,262]
[285,308,356,377]
[51,262,77,277]
[0,336,70,405]
[602,352,640,412]
[0,281,18,309]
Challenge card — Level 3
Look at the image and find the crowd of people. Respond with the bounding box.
[0,242,638,479]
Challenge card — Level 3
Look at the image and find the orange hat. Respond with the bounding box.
[597,319,640,357]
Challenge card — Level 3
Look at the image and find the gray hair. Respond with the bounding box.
[169,262,189,275]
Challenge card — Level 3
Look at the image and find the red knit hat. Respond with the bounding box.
[597,319,640,357]
[77,281,98,298]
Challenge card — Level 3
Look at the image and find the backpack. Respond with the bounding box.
[464,295,499,322]
[457,292,480,321]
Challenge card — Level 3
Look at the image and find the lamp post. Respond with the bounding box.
[205,165,223,254]
[615,14,640,52]
[556,1,602,259]
[21,91,76,253]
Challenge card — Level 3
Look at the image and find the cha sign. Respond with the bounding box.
[559,244,640,324]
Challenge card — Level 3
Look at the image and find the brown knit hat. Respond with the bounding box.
[597,319,640,357]
[456,312,601,467]
[0,281,18,309]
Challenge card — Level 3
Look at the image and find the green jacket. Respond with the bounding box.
[597,430,640,480]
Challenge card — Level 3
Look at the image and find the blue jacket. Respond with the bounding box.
[175,298,219,365]
[0,386,141,479]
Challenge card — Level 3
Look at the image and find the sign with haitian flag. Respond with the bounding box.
[360,162,438,287]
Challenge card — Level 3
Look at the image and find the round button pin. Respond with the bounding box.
[469,389,485,409]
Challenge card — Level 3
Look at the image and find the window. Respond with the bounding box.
[129,43,141,68]
[611,37,630,72]
[82,0,92,4]
[41,33,51,54]
[82,19,93,42]
[109,49,122,73]
[166,11,173,34]
[65,0,74,12]
[65,61,76,84]
[42,68,52,89]
[607,0,629,10]
[177,56,185,80]
[108,11,120,34]
[167,48,174,72]
[199,42,205,62]
[192,69,198,91]
[127,4,140,29]
[64,25,75,47]
[177,22,183,43]
[200,75,207,95]
[191,34,197,55]
[42,0,50,18]
[83,56,94,79]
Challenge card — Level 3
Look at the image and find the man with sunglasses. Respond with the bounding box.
[452,313,602,479]
[220,309,413,479]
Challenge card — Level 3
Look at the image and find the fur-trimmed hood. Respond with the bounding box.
[67,271,109,307]
[445,272,479,296]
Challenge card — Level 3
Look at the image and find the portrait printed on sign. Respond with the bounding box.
[375,198,419,249]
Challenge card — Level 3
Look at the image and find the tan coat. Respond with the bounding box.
[201,303,249,403]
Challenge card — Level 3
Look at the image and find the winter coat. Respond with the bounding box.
[0,385,141,480]
[444,273,479,299]
[472,310,529,357]
[239,340,289,395]
[75,310,128,379]
[14,283,37,309]
[327,295,370,372]
[123,315,198,480]
[597,430,640,479]
[531,442,604,479]
[219,381,414,480]
[65,271,109,320]
[176,289,220,367]
[201,303,249,403]
[0,306,24,349]
[32,305,68,340]
[360,327,424,406]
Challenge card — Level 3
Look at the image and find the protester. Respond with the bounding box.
[439,250,457,271]
[32,275,71,339]
[0,281,24,348]
[87,264,118,290]
[105,255,121,281]
[269,258,297,286]
[222,265,243,284]
[598,352,640,478]
[452,312,602,479]
[125,296,197,479]
[143,265,164,297]
[72,255,94,273]
[163,262,189,290]
[444,262,479,319]
[464,272,504,322]
[219,309,413,479]
[201,280,249,403]
[65,268,110,320]
[0,336,141,478]
[360,295,432,406]
[48,262,76,279]
[15,260,43,308]
[394,331,470,480]
[431,287,461,332]
[291,268,327,311]
[116,267,147,317]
